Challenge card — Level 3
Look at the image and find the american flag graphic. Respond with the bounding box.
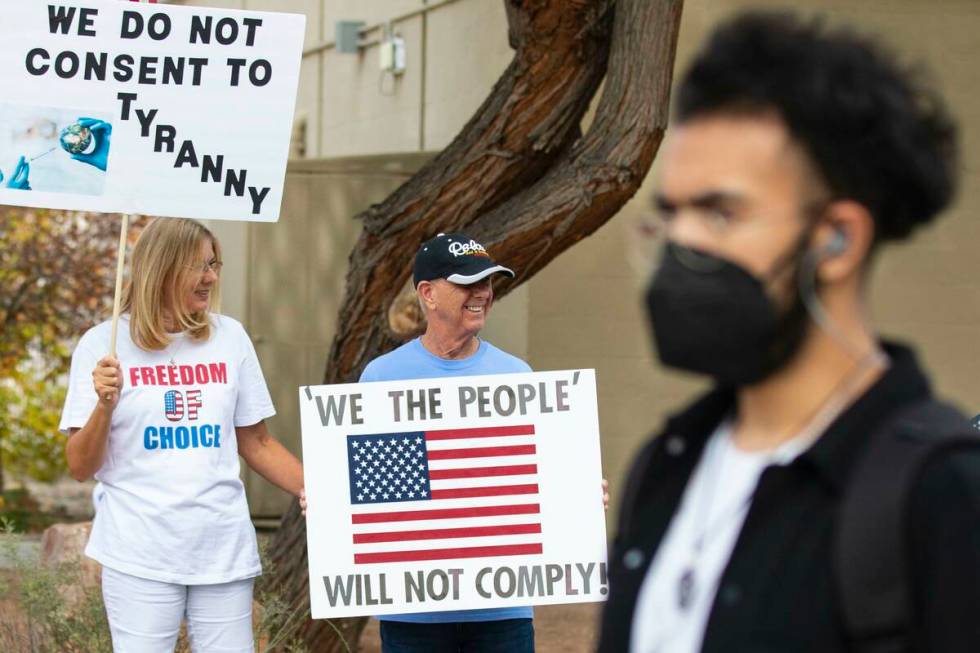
[347,425,543,565]
[164,390,184,422]
[163,389,202,421]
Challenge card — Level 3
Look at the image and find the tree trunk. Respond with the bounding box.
[266,1,683,650]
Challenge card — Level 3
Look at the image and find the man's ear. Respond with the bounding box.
[416,280,437,309]
[814,200,875,283]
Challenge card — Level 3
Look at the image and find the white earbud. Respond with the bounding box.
[821,229,848,257]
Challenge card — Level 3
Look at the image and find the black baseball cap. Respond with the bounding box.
[413,233,515,287]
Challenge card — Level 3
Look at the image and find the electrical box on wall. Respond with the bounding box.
[335,20,365,54]
[380,35,406,75]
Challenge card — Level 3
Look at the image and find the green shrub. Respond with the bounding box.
[0,524,111,652]
[0,525,348,652]
[0,489,67,534]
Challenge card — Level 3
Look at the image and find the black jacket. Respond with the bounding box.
[598,344,980,652]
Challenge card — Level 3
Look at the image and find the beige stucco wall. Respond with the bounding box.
[190,0,979,517]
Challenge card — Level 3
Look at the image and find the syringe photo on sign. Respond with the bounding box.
[0,105,111,195]
[300,370,608,619]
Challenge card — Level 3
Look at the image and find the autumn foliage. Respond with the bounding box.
[0,208,142,491]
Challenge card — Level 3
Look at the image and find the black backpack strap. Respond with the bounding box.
[835,400,980,653]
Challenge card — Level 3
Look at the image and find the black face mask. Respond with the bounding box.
[644,240,812,387]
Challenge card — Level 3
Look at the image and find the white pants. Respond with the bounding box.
[101,566,255,653]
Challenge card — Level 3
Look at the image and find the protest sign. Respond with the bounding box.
[0,0,304,221]
[300,369,608,619]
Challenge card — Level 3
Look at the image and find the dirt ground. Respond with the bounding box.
[358,603,603,653]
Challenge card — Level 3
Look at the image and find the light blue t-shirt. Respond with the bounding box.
[359,337,534,624]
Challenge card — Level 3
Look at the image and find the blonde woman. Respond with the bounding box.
[61,218,304,653]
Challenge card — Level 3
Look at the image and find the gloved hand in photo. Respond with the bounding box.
[70,117,112,172]
[0,155,31,190]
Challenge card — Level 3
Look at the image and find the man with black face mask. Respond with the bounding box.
[598,11,980,653]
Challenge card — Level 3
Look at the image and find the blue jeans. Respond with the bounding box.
[380,618,534,653]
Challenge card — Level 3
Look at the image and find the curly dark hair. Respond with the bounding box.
[675,11,959,243]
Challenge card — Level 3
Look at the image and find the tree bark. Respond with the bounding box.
[266,1,683,650]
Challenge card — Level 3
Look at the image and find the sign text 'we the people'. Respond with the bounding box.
[311,376,579,427]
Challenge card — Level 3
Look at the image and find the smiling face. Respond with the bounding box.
[418,277,494,340]
[177,237,220,316]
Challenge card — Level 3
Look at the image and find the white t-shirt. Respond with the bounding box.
[629,422,814,653]
[59,314,275,585]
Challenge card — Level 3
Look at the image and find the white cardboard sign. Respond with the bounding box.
[300,370,608,618]
[0,0,304,221]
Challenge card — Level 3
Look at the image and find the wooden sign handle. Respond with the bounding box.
[108,213,130,358]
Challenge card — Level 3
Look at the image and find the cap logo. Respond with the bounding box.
[448,239,489,258]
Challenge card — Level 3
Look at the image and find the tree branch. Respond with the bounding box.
[323,0,616,386]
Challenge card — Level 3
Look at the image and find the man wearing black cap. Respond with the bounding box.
[359,232,535,653]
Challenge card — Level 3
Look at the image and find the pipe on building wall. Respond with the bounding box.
[308,0,450,156]
[419,8,428,151]
[302,0,464,58]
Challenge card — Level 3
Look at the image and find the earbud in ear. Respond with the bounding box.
[822,229,848,257]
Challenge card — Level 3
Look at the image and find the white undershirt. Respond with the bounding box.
[629,421,814,653]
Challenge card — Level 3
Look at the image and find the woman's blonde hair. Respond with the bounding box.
[122,218,222,350]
